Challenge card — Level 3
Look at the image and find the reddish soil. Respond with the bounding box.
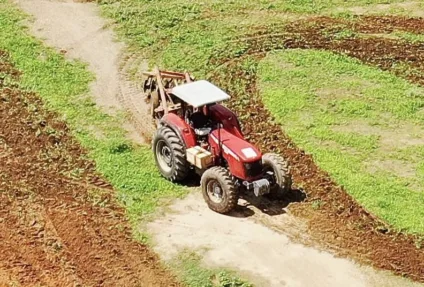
[354,15,424,34]
[0,51,180,287]
[210,15,424,282]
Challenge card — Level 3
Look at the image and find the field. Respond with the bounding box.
[0,1,250,286]
[0,50,180,286]
[259,49,424,233]
[98,0,424,280]
[97,0,424,231]
[2,0,424,285]
[0,0,186,229]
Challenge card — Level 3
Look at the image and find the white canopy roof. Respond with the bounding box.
[171,80,230,108]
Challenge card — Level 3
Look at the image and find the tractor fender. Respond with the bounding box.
[160,113,197,149]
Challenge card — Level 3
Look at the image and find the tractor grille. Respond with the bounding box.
[244,160,263,178]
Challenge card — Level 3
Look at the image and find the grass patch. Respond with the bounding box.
[358,30,424,44]
[170,251,252,287]
[0,0,186,227]
[328,1,424,18]
[263,0,406,14]
[392,30,424,44]
[98,0,406,77]
[258,49,424,234]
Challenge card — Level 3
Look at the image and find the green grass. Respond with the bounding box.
[254,0,406,14]
[258,49,424,234]
[0,0,186,227]
[98,0,406,78]
[392,30,424,44]
[170,251,252,287]
[356,30,424,44]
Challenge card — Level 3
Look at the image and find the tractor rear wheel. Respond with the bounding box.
[262,153,292,199]
[201,167,239,214]
[153,126,189,182]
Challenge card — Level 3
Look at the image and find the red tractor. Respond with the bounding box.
[143,67,292,214]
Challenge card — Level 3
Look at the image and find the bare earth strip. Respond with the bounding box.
[13,0,424,286]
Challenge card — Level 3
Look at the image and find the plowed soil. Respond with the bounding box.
[210,15,424,282]
[0,51,179,286]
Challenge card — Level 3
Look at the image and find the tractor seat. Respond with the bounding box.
[194,127,212,136]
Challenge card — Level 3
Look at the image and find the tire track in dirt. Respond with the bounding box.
[0,194,84,286]
[118,54,157,142]
[0,268,20,287]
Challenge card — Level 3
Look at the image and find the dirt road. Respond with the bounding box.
[13,0,424,286]
[16,0,154,143]
[148,193,422,287]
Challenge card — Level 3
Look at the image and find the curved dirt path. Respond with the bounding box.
[16,0,155,143]
[14,0,424,286]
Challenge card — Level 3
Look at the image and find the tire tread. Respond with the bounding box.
[201,167,238,214]
[262,153,292,198]
[153,126,189,181]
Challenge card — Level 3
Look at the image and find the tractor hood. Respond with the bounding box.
[209,129,262,163]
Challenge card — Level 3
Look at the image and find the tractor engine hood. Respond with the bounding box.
[209,129,262,163]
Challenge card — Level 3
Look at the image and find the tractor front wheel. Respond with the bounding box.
[262,153,292,199]
[153,127,189,182]
[201,167,239,214]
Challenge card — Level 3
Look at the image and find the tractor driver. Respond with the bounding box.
[189,104,212,132]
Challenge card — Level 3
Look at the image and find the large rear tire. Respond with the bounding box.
[201,167,239,214]
[262,153,292,199]
[153,126,189,182]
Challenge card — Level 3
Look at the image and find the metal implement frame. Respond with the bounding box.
[142,67,192,116]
